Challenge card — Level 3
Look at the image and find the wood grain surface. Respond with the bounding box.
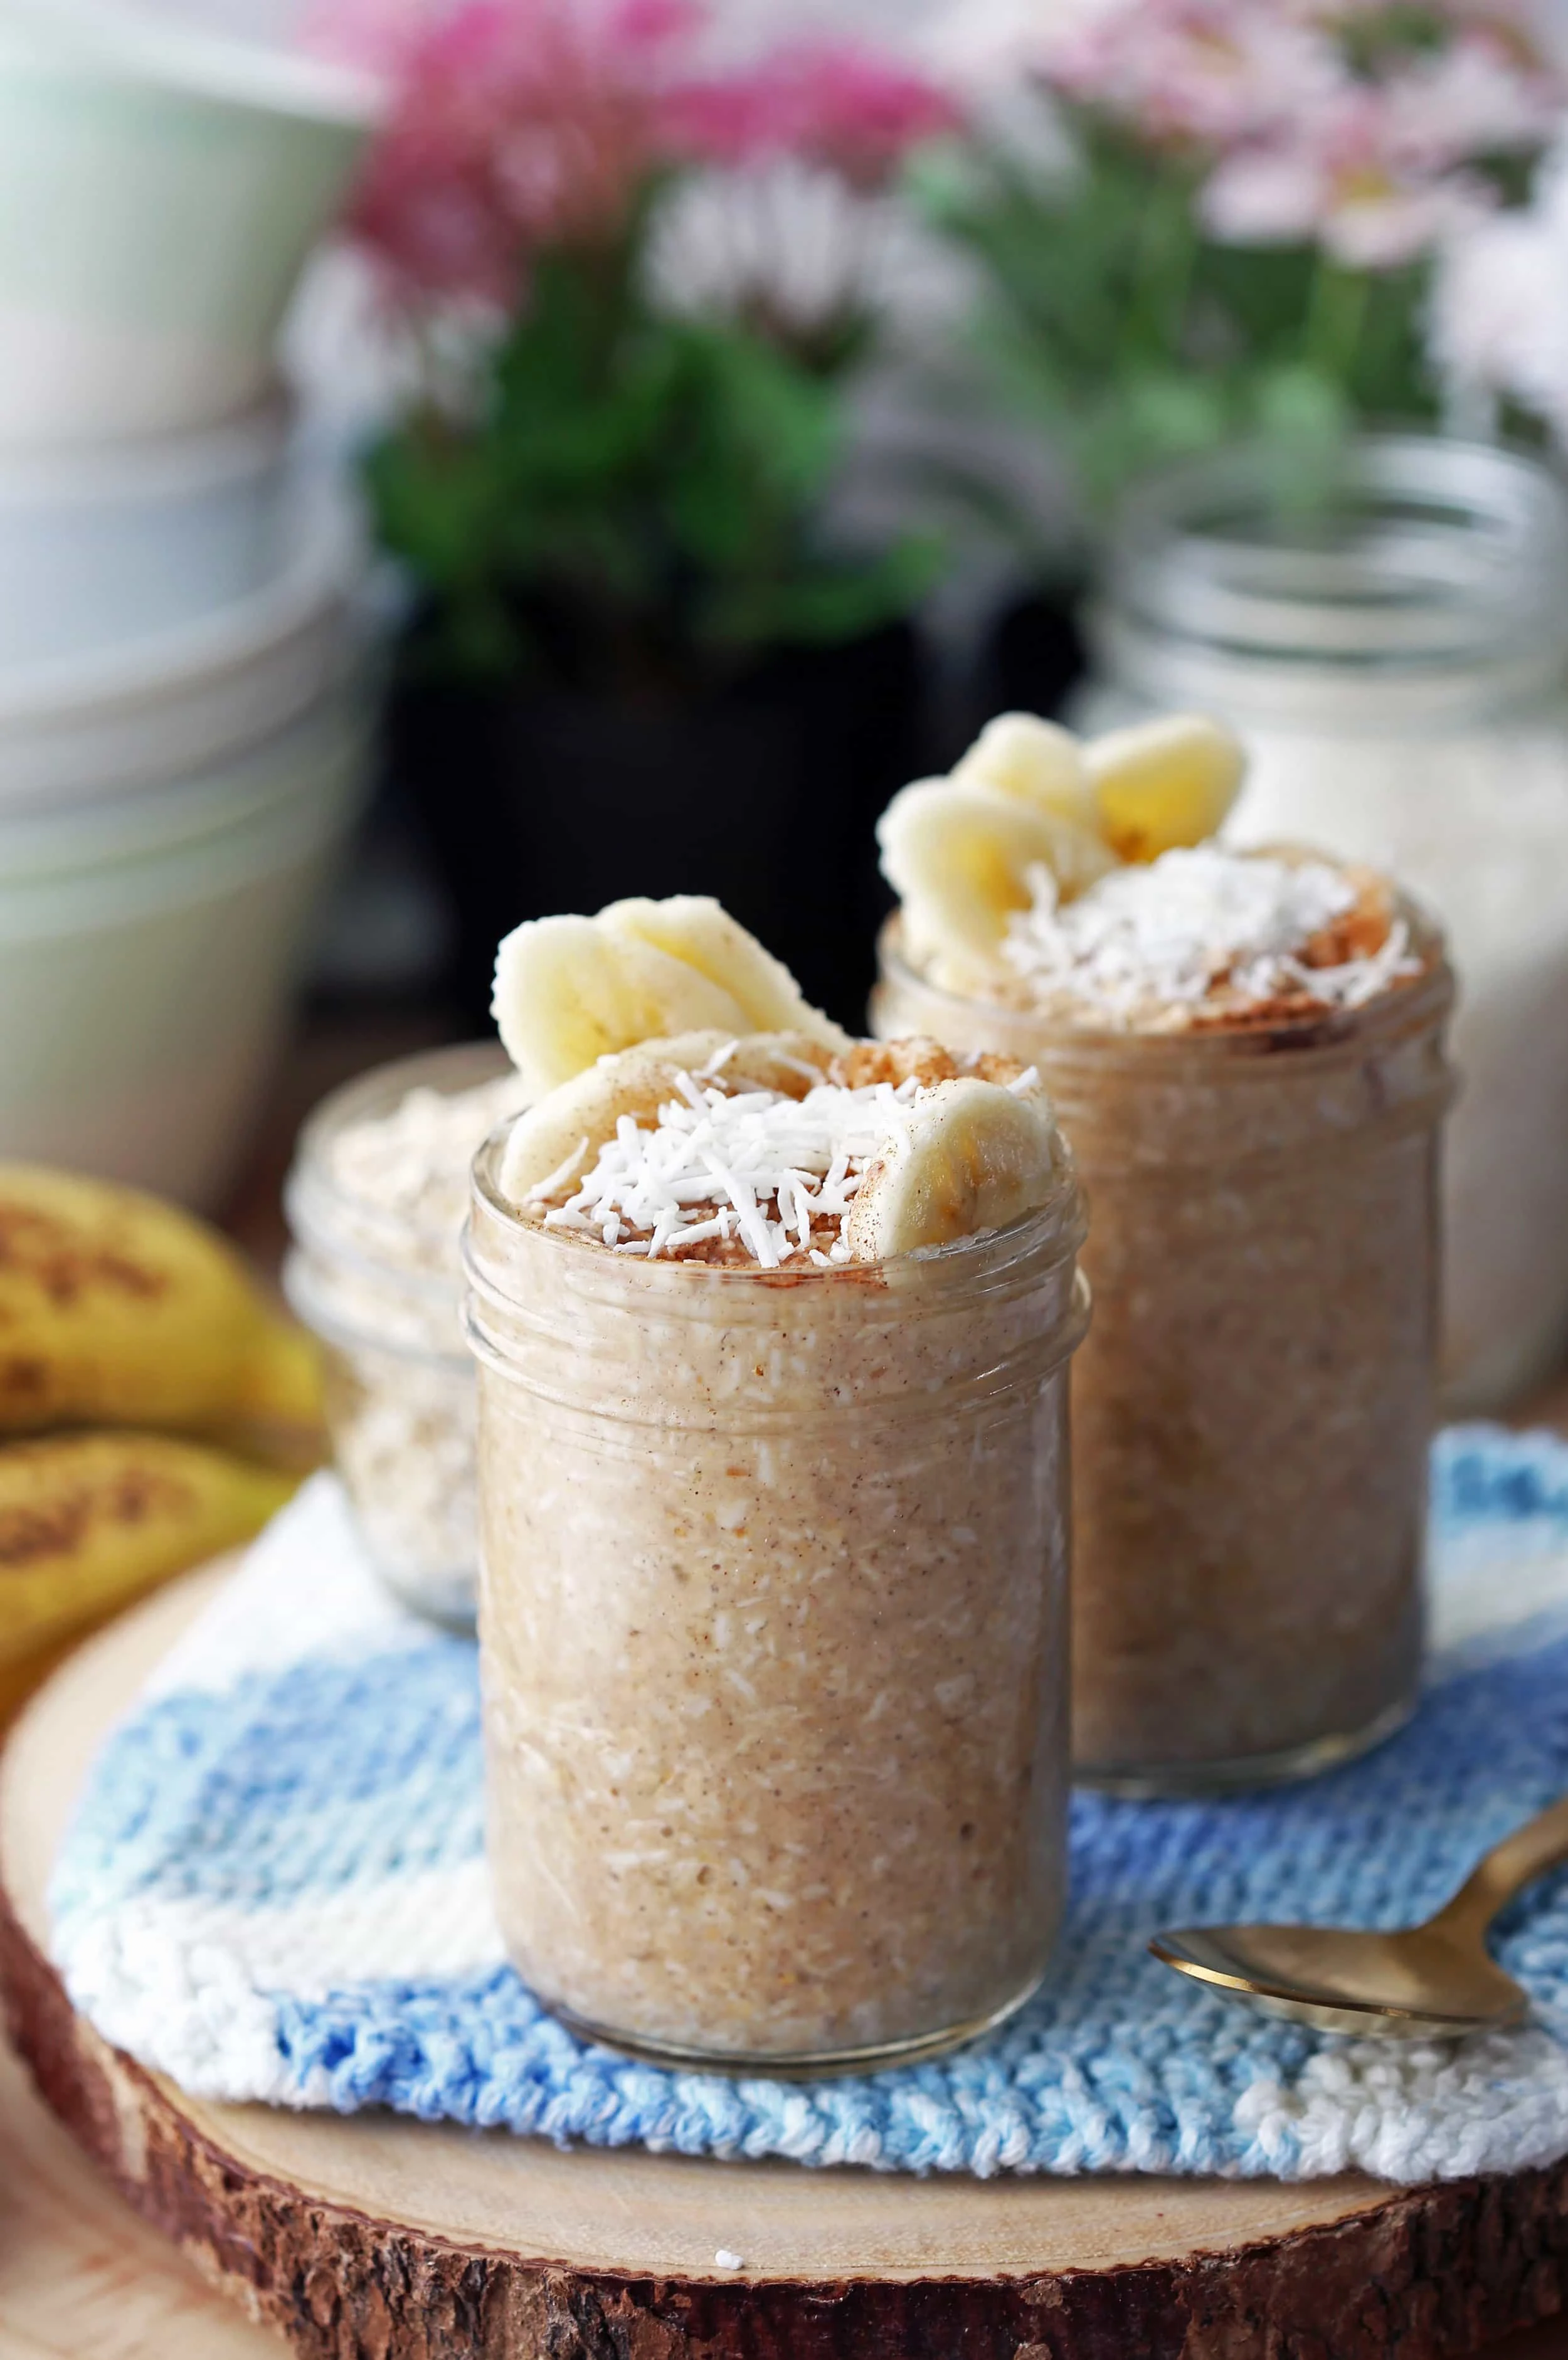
[4,1572,1568,2359]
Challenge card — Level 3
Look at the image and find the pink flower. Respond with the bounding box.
[1036,0,1564,267]
[338,0,959,306]
[675,45,960,193]
[342,0,695,302]
[1042,3,1334,151]
[1202,75,1505,267]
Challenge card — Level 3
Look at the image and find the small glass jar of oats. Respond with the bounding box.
[874,711,1456,1793]
[284,1043,527,1629]
[465,1020,1089,2070]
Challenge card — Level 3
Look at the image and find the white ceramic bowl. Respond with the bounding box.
[0,492,363,803]
[0,2,380,445]
[0,684,371,1209]
[0,396,302,670]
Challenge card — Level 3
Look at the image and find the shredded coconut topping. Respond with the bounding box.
[1002,847,1421,1027]
[534,1064,934,1269]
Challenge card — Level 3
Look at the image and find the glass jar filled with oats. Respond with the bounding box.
[466,1025,1089,2067]
[874,714,1455,1790]
[1079,435,1568,1411]
[284,1042,526,1628]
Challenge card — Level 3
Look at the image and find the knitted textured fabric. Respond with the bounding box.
[48,1425,1568,2183]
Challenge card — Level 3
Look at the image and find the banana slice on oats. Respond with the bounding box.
[1086,714,1246,864]
[492,914,750,1099]
[497,1032,733,1204]
[877,778,1113,980]
[599,897,850,1052]
[952,712,1101,832]
[844,1076,1061,1260]
[495,1030,838,1208]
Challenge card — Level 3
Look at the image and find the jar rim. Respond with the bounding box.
[1104,433,1568,677]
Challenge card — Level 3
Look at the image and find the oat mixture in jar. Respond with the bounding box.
[1079,437,1568,1412]
[874,712,1455,1792]
[467,924,1089,2070]
[283,1044,526,1627]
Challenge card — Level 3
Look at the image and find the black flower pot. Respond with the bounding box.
[971,586,1088,734]
[388,623,926,1035]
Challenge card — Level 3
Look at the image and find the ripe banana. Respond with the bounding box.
[879,710,1248,982]
[220,1313,329,1474]
[1086,714,1246,864]
[492,898,849,1101]
[844,1076,1062,1259]
[0,1431,294,1675]
[0,1165,320,1441]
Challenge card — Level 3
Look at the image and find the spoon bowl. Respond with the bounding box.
[1150,1921,1529,2040]
[1150,1792,1568,2038]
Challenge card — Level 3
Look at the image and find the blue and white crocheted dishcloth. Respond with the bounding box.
[48,1425,1568,2185]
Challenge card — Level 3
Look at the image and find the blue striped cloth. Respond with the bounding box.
[48,1424,1568,2181]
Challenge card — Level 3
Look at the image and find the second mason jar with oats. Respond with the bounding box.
[876,879,1455,1793]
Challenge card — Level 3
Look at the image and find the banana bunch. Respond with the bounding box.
[0,1164,322,1722]
[492,894,851,1100]
[0,1432,294,1720]
[877,711,1247,987]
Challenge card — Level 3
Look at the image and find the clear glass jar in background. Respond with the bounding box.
[875,920,1454,1794]
[465,1139,1090,2071]
[1076,435,1568,1412]
[284,1042,519,1629]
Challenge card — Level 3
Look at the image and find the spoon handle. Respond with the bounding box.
[1431,1794,1568,1939]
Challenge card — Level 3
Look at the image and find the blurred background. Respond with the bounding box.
[6,0,1568,1410]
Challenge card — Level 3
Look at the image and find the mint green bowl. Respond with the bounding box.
[0,5,380,444]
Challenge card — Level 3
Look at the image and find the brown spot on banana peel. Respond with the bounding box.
[0,1202,171,1309]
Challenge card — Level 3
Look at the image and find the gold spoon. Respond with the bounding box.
[1150,1794,1568,2038]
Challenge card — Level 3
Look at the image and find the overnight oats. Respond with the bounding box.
[283,1045,526,1626]
[465,901,1089,2068]
[874,712,1455,1793]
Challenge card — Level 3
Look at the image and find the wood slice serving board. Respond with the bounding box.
[4,1572,1568,2360]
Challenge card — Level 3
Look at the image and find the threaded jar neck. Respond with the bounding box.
[1093,435,1568,730]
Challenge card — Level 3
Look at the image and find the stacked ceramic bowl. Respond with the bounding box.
[0,0,381,1205]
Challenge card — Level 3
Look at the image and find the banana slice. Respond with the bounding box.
[497,1032,733,1205]
[877,778,1114,980]
[1086,714,1246,864]
[952,713,1101,832]
[492,915,749,1100]
[844,1076,1061,1261]
[495,1030,839,1207]
[598,897,850,1052]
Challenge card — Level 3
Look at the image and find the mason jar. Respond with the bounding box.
[1076,433,1568,1412]
[875,921,1454,1794]
[464,1135,1090,2070]
[283,1043,519,1629]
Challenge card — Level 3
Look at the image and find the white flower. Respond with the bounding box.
[1380,38,1561,175]
[1201,146,1331,245]
[645,154,970,343]
[1430,146,1568,438]
[1325,174,1496,271]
